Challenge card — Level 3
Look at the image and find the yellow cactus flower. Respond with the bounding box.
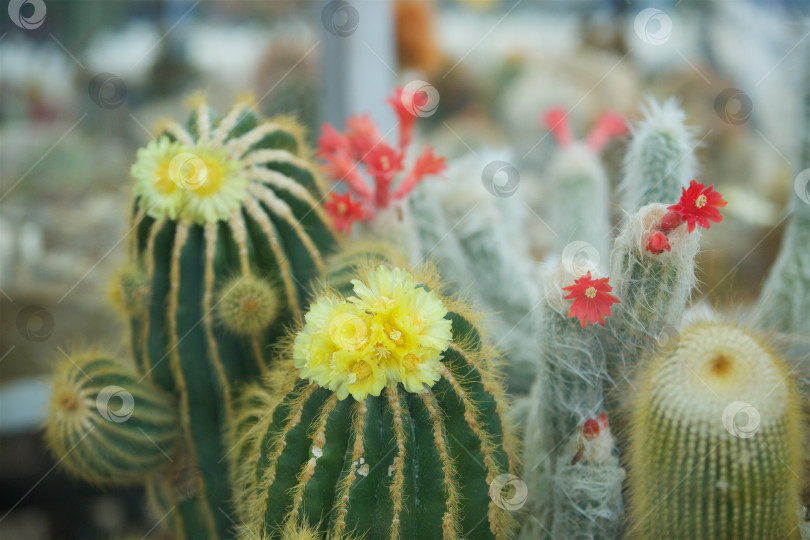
[131,137,187,220]
[293,266,453,400]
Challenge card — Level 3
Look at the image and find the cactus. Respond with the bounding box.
[408,152,540,394]
[626,322,805,539]
[619,99,698,212]
[522,262,625,539]
[230,263,518,540]
[45,351,177,485]
[45,97,338,539]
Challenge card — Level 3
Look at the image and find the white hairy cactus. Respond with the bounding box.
[408,151,540,393]
[620,99,698,212]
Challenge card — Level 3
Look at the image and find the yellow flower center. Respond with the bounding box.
[402,353,421,369]
[389,330,402,341]
[168,147,235,197]
[329,313,368,350]
[695,194,708,208]
[585,286,597,299]
[349,361,372,383]
[154,157,179,194]
[380,155,390,170]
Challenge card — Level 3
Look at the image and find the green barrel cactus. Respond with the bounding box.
[626,322,805,539]
[230,263,518,540]
[45,96,338,539]
[45,351,177,485]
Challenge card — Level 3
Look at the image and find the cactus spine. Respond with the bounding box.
[230,262,518,540]
[46,98,338,540]
[626,322,805,539]
[45,352,177,485]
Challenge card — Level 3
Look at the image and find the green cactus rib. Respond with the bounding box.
[231,310,518,540]
[45,354,177,485]
[123,103,338,539]
[626,323,804,540]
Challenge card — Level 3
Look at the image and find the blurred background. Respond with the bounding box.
[1,0,808,538]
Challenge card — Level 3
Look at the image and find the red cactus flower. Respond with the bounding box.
[345,115,382,159]
[583,418,600,439]
[667,179,727,233]
[543,106,574,147]
[387,87,417,148]
[562,271,620,329]
[317,124,349,158]
[324,191,365,233]
[392,146,446,200]
[585,111,628,152]
[645,231,672,254]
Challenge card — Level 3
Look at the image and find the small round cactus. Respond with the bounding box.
[215,274,280,335]
[109,263,151,316]
[45,352,177,485]
[627,322,805,539]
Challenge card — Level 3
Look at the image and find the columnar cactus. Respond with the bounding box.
[230,263,518,539]
[619,99,698,212]
[522,262,624,539]
[408,152,539,393]
[46,97,338,539]
[626,322,805,539]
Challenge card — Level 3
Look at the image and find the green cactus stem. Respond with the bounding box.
[230,263,518,540]
[626,322,805,539]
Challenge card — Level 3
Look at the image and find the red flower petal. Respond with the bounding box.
[585,111,628,153]
[562,271,620,329]
[583,418,600,440]
[387,87,417,149]
[317,123,349,158]
[542,106,574,147]
[324,192,366,233]
[391,146,446,200]
[345,114,383,160]
[667,179,727,233]
[645,231,672,255]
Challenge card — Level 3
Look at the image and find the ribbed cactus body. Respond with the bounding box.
[231,266,517,540]
[620,99,696,212]
[124,103,337,538]
[45,354,177,485]
[627,323,804,539]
